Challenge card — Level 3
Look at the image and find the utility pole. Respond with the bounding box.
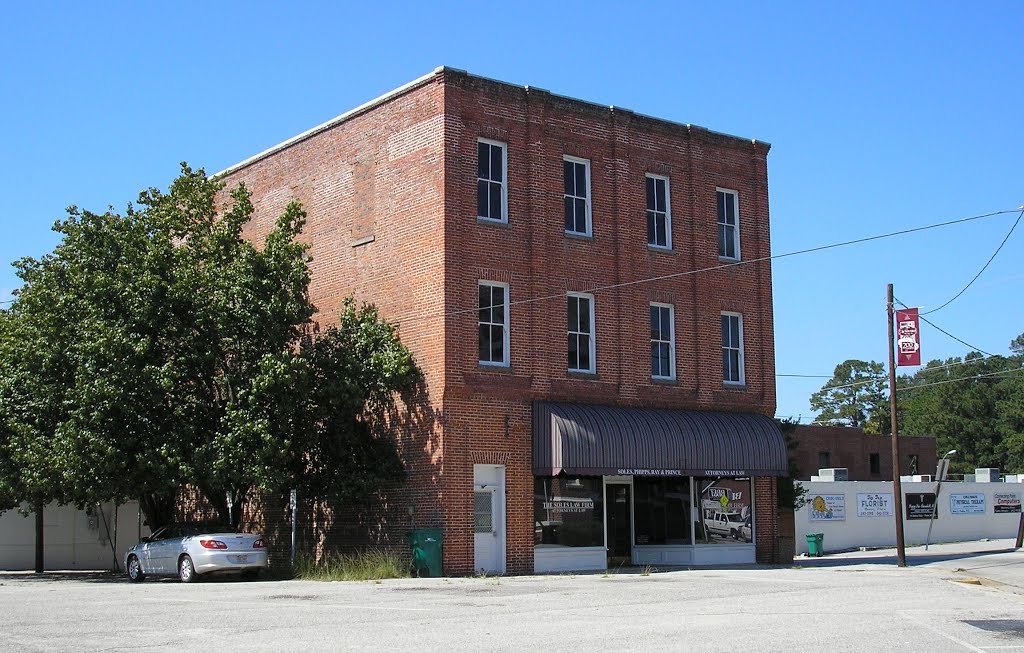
[887,284,907,567]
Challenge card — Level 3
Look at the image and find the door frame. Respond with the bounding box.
[473,464,506,575]
[603,475,634,565]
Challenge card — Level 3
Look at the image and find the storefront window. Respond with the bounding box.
[533,477,604,547]
[693,477,753,544]
[633,477,691,545]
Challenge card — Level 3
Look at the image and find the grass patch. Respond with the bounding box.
[295,549,411,582]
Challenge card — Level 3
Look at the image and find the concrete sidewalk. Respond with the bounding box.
[797,537,1024,593]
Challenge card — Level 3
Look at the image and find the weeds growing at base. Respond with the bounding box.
[294,549,410,581]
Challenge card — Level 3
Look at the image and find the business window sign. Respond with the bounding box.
[542,497,595,513]
[949,493,986,515]
[994,493,1021,514]
[906,493,936,520]
[809,494,845,521]
[856,493,894,518]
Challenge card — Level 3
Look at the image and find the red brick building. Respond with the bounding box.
[791,425,938,481]
[218,67,789,574]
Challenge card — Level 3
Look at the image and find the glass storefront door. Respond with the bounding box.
[605,483,632,566]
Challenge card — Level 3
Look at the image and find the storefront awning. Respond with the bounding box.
[533,402,789,478]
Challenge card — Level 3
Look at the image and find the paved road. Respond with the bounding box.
[2,541,1023,652]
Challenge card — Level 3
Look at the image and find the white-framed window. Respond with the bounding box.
[717,188,740,260]
[478,282,509,366]
[563,156,591,236]
[567,293,596,373]
[650,303,675,380]
[721,312,745,385]
[646,174,671,249]
[477,139,507,223]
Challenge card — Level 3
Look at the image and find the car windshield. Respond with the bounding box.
[727,514,744,523]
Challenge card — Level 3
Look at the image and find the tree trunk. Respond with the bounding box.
[34,503,44,573]
[139,492,177,531]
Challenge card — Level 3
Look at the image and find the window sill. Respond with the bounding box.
[718,255,741,263]
[477,217,510,228]
[722,382,747,390]
[651,376,677,385]
[477,363,513,373]
[567,370,599,379]
[648,244,673,253]
[564,231,593,241]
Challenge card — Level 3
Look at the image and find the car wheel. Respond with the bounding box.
[178,555,197,583]
[127,556,145,583]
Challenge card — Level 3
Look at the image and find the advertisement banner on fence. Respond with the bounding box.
[856,493,894,517]
[993,493,1021,514]
[810,494,846,521]
[950,493,986,515]
[906,493,937,520]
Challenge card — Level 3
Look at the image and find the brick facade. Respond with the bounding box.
[218,67,781,574]
[791,424,938,481]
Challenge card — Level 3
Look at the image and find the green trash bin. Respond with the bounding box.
[806,533,824,557]
[408,527,443,577]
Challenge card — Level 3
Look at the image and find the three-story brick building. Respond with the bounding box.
[218,67,789,574]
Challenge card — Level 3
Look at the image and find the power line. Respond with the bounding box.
[776,374,833,378]
[922,209,1024,316]
[776,351,1016,385]
[403,208,1020,323]
[895,297,994,357]
[897,366,1024,393]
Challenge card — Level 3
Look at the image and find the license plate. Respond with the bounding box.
[235,555,248,564]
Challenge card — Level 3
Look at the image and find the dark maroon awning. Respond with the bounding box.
[532,402,789,478]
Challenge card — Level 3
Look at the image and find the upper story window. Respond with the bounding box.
[563,156,591,236]
[567,293,596,373]
[721,312,744,385]
[717,188,740,260]
[646,174,671,249]
[477,139,507,223]
[478,282,509,366]
[650,303,675,380]
[869,453,881,475]
[818,452,832,470]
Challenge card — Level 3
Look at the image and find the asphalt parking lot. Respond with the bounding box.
[2,541,1023,652]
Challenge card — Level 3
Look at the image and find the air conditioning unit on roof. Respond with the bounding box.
[817,468,848,482]
[975,468,1000,483]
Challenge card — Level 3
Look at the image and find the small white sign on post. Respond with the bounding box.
[810,494,846,521]
[856,493,894,518]
[949,493,986,515]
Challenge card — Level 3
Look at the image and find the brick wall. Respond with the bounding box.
[438,71,776,574]
[215,68,779,575]
[791,425,938,480]
[216,74,450,565]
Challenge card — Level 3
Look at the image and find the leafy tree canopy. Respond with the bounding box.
[811,333,1024,474]
[0,164,418,527]
[809,360,888,432]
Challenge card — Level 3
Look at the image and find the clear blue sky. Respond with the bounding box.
[2,2,1022,423]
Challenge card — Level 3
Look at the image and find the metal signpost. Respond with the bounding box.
[925,450,956,550]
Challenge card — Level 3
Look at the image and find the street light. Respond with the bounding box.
[925,449,957,550]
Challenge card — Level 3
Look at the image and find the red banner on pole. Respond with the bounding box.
[896,308,921,366]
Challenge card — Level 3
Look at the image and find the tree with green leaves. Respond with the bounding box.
[810,359,888,432]
[900,349,1023,474]
[1,164,418,530]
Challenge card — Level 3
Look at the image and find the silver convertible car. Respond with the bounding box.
[124,523,269,583]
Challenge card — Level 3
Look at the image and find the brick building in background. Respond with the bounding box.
[790,424,938,481]
[217,67,789,574]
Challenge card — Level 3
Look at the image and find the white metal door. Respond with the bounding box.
[473,464,505,574]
